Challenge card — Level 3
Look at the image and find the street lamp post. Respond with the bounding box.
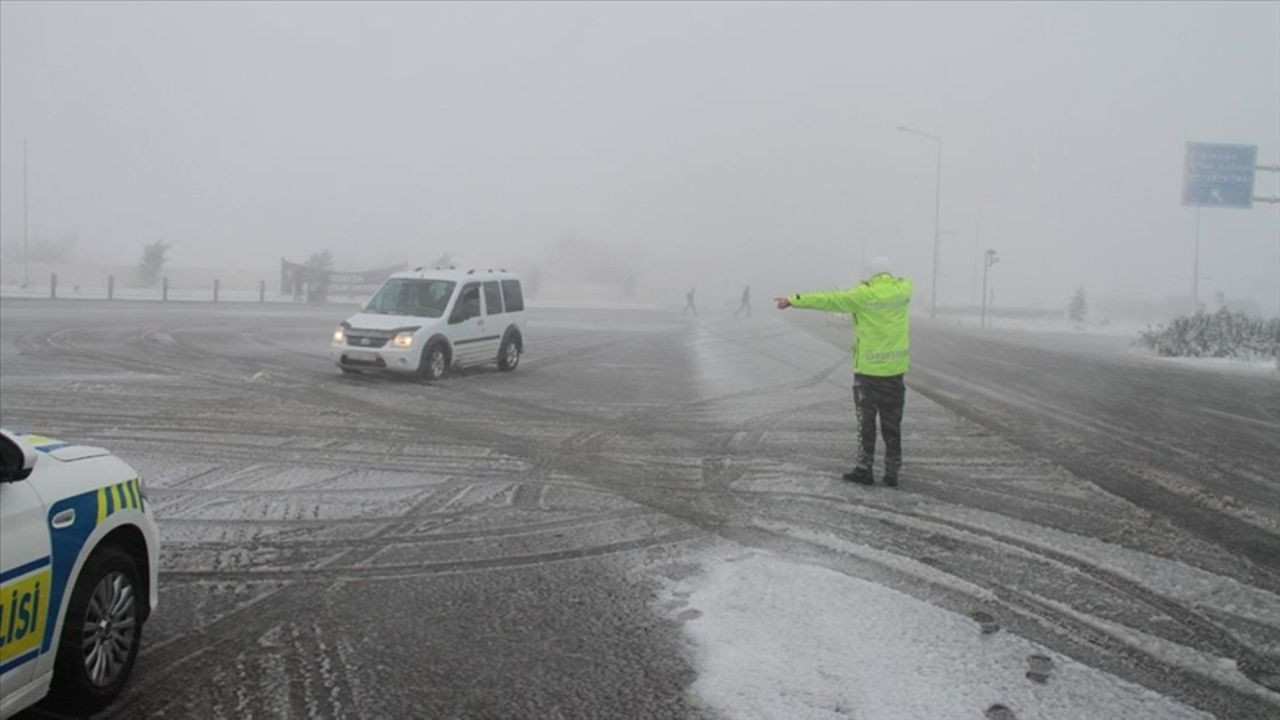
[981,249,999,328]
[973,209,983,308]
[897,125,942,318]
[23,139,30,287]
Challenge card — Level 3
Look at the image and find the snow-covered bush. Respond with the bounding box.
[1137,309,1280,360]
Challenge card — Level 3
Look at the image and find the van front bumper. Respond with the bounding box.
[331,344,419,373]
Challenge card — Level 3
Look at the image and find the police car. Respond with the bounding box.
[0,429,159,718]
[332,267,526,380]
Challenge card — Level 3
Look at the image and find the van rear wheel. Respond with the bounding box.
[498,334,520,371]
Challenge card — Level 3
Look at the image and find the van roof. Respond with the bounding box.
[388,267,521,282]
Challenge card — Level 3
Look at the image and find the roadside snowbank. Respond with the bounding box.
[934,312,1147,337]
[1136,352,1280,377]
[662,551,1211,720]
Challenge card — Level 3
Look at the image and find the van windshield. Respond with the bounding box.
[363,278,457,317]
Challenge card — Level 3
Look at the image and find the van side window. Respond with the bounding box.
[501,279,524,312]
[483,281,503,315]
[451,283,481,323]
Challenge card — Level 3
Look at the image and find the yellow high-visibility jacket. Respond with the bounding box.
[791,274,913,376]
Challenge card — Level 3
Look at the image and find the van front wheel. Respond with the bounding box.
[420,344,448,382]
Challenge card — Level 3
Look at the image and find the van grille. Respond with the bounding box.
[346,330,392,348]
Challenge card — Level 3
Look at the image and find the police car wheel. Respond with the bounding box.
[420,344,447,382]
[51,546,143,710]
[498,335,520,371]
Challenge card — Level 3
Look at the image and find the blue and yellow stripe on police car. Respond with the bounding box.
[0,556,52,674]
[96,478,143,523]
[20,434,74,453]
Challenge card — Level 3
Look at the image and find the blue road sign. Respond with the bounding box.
[1182,142,1257,209]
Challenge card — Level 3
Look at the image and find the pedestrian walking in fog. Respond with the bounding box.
[682,288,698,316]
[735,285,752,318]
[775,257,913,486]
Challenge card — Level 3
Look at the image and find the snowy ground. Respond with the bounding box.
[1141,354,1280,377]
[662,550,1216,720]
[937,311,1149,337]
[2,299,1277,719]
[927,311,1279,377]
[662,313,1279,719]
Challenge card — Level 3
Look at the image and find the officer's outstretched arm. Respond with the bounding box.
[785,288,861,314]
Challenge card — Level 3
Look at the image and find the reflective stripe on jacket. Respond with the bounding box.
[791,274,913,376]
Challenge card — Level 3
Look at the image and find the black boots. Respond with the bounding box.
[842,466,899,487]
[842,466,874,485]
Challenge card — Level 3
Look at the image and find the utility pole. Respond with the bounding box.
[1254,162,1280,318]
[981,249,999,329]
[897,125,942,318]
[23,139,30,287]
[932,139,941,318]
[972,209,982,308]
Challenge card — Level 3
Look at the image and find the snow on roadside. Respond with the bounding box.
[935,312,1148,338]
[931,313,1279,376]
[661,550,1211,720]
[1135,352,1280,377]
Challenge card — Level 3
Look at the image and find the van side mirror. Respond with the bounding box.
[0,432,36,483]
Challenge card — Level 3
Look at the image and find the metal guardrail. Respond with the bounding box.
[13,276,283,303]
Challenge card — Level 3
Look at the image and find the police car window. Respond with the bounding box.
[501,279,524,312]
[483,281,503,315]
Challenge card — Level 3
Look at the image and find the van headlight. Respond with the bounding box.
[392,331,415,348]
[332,326,345,344]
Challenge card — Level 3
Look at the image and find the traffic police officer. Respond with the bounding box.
[775,257,913,486]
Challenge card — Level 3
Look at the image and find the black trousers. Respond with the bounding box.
[853,373,906,471]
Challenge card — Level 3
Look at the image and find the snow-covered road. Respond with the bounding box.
[1,299,1276,719]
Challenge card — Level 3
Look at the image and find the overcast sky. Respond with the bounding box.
[2,1,1277,312]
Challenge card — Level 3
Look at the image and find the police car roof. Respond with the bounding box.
[389,267,520,282]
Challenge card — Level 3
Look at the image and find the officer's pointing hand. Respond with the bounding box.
[774,297,791,310]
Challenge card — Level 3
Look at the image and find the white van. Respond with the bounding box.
[331,268,526,380]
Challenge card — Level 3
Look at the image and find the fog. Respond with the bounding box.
[2,2,1278,316]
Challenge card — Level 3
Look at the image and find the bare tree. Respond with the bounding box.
[1068,286,1088,323]
[305,250,334,272]
[138,239,170,287]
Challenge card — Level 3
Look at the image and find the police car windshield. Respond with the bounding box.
[364,278,456,317]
